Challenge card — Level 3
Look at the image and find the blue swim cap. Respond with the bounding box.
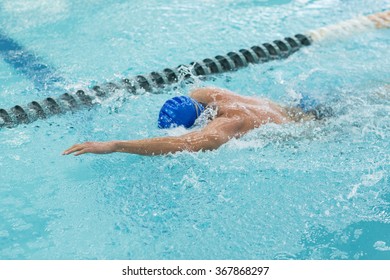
[158,96,205,128]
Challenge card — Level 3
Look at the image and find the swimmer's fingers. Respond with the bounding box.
[62,144,79,155]
[63,143,88,156]
[73,148,89,156]
[63,141,115,156]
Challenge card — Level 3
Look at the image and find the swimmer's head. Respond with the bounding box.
[158,96,205,129]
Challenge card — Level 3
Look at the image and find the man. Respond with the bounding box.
[63,87,321,156]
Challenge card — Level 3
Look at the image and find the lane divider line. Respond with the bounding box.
[0,10,388,130]
[0,31,65,90]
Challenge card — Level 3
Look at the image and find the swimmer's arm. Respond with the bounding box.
[62,117,244,156]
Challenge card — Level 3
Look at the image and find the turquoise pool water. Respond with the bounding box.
[0,0,389,259]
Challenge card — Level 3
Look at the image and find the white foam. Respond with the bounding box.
[347,183,360,199]
[347,171,384,199]
[361,171,384,187]
[373,241,390,251]
[1,0,69,30]
[2,0,67,14]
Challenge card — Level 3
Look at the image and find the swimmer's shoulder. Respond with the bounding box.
[190,87,239,104]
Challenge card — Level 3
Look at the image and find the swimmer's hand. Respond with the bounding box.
[62,141,116,156]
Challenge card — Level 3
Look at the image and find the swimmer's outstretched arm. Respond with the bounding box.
[63,117,244,156]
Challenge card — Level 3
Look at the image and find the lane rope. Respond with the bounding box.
[0,10,389,130]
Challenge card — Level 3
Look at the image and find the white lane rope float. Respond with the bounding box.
[0,10,389,129]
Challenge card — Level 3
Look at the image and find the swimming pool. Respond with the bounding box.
[0,0,389,260]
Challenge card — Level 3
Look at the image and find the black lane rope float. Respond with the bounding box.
[0,10,389,130]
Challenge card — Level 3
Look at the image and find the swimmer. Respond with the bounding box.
[63,87,330,156]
